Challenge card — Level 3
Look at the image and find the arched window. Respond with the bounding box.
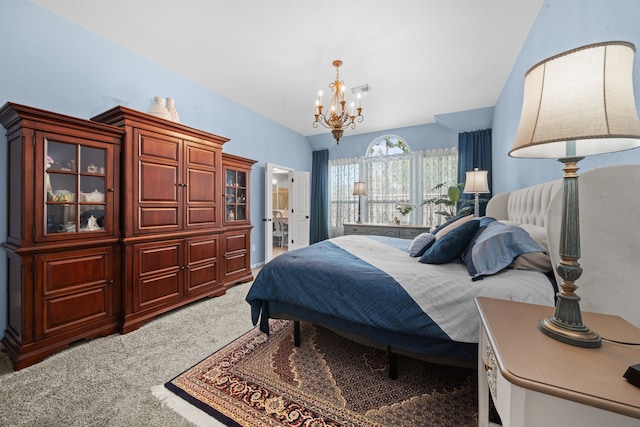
[367,135,410,157]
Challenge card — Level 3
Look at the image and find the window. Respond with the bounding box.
[328,135,457,236]
[366,136,411,225]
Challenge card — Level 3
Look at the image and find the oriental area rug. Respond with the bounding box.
[164,319,484,427]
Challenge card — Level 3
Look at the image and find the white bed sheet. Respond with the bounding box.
[333,235,556,343]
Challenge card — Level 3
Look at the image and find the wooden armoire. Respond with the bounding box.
[0,103,255,369]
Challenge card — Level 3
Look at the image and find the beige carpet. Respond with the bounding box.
[0,274,256,426]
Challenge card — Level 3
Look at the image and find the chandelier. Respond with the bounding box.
[313,60,364,144]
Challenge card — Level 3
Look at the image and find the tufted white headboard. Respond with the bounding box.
[486,164,640,327]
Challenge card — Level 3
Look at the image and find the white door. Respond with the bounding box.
[288,171,310,250]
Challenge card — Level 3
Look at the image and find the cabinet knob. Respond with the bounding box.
[107,188,115,192]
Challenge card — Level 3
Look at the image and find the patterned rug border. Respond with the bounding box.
[164,319,482,427]
[163,323,263,427]
[165,380,241,426]
[165,320,296,427]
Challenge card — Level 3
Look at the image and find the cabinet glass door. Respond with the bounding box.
[225,169,247,222]
[45,140,106,235]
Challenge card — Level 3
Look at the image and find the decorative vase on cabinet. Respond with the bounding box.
[166,97,180,123]
[148,96,172,120]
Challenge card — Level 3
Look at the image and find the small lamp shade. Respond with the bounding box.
[463,168,490,194]
[510,41,640,158]
[353,181,366,196]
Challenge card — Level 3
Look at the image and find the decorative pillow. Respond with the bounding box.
[408,233,436,257]
[430,214,465,235]
[499,221,549,252]
[509,251,552,273]
[420,219,480,264]
[434,214,474,239]
[463,221,545,280]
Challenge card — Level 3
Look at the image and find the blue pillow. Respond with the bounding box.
[420,220,480,264]
[463,221,545,280]
[408,233,436,257]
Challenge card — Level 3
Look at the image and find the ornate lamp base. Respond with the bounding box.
[538,293,601,348]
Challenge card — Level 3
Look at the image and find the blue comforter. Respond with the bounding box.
[246,235,555,360]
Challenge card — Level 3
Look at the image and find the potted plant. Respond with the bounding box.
[423,182,480,221]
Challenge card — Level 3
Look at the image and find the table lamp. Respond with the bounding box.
[463,168,490,217]
[353,181,366,224]
[510,41,640,347]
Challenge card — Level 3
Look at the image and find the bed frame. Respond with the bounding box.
[275,164,640,375]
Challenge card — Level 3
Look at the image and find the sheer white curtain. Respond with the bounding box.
[418,147,458,227]
[329,147,457,235]
[365,154,411,225]
[328,157,360,236]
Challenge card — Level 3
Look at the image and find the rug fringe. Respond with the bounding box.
[151,384,226,427]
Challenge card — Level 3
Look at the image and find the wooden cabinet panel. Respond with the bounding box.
[36,247,116,338]
[186,167,217,227]
[135,129,181,233]
[45,288,107,333]
[222,228,252,286]
[186,235,220,296]
[134,240,182,310]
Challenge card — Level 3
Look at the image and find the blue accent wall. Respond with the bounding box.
[492,0,640,193]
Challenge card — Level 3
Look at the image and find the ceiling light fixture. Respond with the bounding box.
[313,60,364,144]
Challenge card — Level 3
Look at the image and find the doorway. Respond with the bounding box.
[271,169,289,258]
[264,163,310,263]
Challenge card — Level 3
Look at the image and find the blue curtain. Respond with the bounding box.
[310,149,329,243]
[458,129,492,216]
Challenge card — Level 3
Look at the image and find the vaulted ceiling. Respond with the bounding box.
[29,0,542,137]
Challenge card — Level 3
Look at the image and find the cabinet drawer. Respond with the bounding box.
[399,228,425,239]
[45,287,109,334]
[344,226,366,235]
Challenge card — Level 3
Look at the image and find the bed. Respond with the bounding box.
[246,164,640,370]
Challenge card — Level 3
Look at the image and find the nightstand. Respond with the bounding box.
[475,297,640,427]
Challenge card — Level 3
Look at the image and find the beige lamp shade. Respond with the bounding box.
[352,181,366,196]
[463,168,490,194]
[510,41,640,158]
